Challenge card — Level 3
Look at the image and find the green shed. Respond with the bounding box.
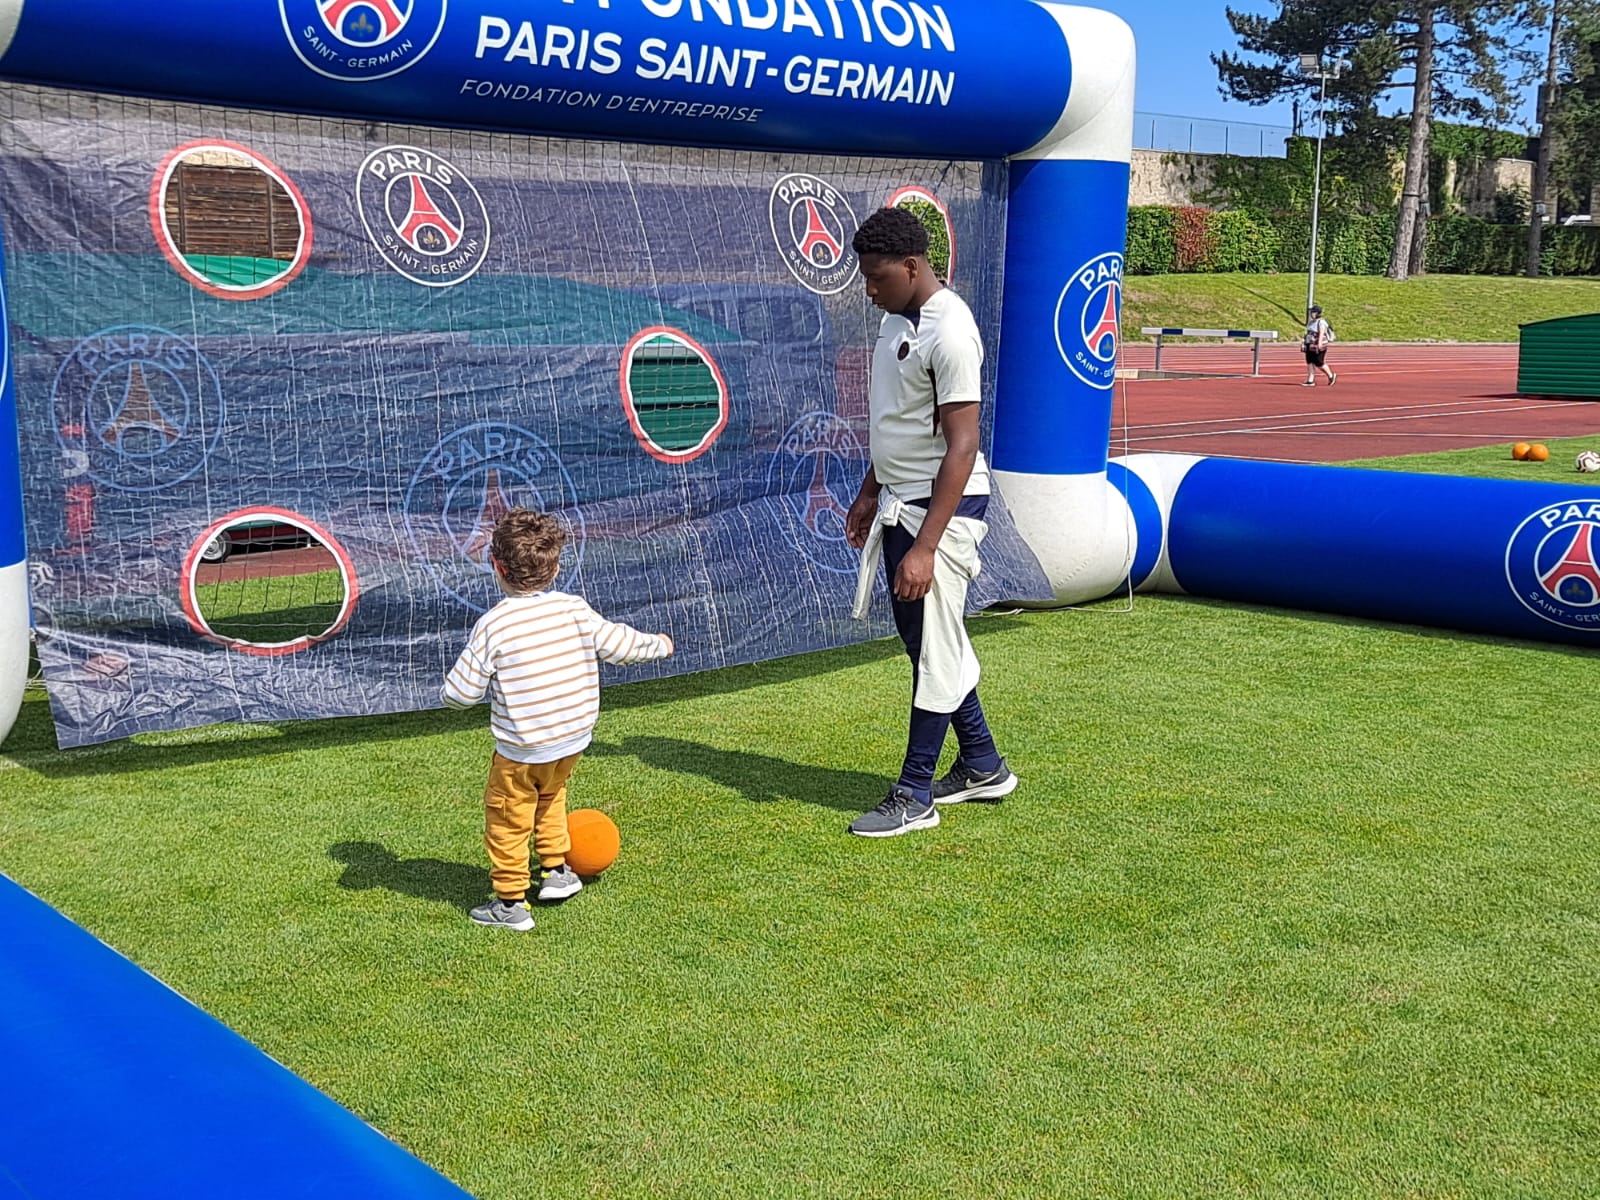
[1517,313,1600,398]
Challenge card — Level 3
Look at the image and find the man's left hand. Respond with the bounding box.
[894,544,936,601]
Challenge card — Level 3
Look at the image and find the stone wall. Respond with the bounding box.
[1128,149,1217,208]
[1128,146,1532,219]
[1450,157,1531,217]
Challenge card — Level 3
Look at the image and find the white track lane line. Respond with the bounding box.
[1119,401,1584,443]
[1122,398,1541,433]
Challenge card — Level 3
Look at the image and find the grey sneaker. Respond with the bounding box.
[849,786,940,838]
[931,757,1018,806]
[538,864,584,901]
[469,897,534,931]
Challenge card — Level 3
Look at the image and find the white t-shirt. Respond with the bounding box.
[868,287,991,501]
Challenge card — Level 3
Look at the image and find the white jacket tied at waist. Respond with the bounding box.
[852,491,988,715]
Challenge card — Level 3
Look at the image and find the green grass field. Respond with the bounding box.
[1345,435,1600,479]
[195,567,347,643]
[1123,272,1600,343]
[6,441,1600,1196]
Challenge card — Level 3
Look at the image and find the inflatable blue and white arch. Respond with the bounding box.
[2,0,1599,758]
[0,0,1147,749]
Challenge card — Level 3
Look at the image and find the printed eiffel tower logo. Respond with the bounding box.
[102,363,179,451]
[802,454,846,534]
[461,468,514,566]
[1542,523,1600,605]
[1086,287,1120,359]
[396,175,462,253]
[322,0,406,40]
[797,199,842,267]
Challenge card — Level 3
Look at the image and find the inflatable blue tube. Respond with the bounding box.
[1166,458,1600,645]
[993,156,1129,477]
[0,873,475,1199]
[987,5,1137,604]
[0,0,1071,158]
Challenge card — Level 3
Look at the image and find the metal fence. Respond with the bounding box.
[1134,111,1294,158]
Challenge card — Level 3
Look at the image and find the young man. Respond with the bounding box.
[843,206,1017,838]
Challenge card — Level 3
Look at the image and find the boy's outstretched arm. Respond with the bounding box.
[584,607,675,665]
[441,625,491,709]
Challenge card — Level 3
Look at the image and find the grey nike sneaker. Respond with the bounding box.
[849,786,940,838]
[931,758,1018,805]
[469,897,534,931]
[538,864,584,901]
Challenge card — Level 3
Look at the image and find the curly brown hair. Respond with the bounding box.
[490,509,565,594]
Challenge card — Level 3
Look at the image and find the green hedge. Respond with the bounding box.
[1125,206,1177,273]
[1542,226,1600,276]
[1123,206,1600,277]
[1426,218,1523,274]
[1267,211,1394,274]
[1209,209,1281,272]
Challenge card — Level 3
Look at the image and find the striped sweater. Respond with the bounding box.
[442,591,672,763]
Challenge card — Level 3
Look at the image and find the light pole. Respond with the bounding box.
[1299,53,1345,321]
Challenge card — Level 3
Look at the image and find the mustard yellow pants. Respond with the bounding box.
[483,751,582,901]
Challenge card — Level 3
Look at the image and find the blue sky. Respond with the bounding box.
[1109,0,1540,132]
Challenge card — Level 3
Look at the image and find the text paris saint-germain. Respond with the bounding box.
[471,2,958,108]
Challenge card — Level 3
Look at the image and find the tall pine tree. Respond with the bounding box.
[1552,5,1600,217]
[1216,0,1539,281]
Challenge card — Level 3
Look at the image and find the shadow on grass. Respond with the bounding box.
[12,616,1026,779]
[588,736,885,813]
[1177,594,1600,658]
[328,841,488,912]
[322,735,891,910]
[203,600,347,645]
[1218,277,1306,326]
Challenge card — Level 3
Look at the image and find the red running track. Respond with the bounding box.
[194,545,337,585]
[1111,343,1600,462]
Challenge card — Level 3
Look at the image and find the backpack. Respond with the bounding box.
[1304,318,1335,348]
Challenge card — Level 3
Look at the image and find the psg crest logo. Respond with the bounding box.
[279,0,447,83]
[357,145,491,287]
[52,327,224,493]
[767,411,868,575]
[404,422,585,613]
[1054,251,1123,391]
[1505,499,1600,631]
[769,173,859,295]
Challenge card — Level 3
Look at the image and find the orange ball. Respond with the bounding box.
[1528,443,1550,462]
[565,809,620,876]
[1513,442,1531,461]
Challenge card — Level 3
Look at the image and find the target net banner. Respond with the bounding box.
[4,85,1051,747]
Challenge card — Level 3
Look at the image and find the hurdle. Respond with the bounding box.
[1141,327,1280,376]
